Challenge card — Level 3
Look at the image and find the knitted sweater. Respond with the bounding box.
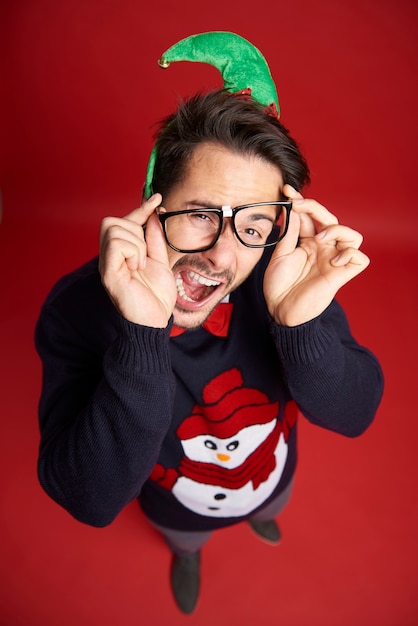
[35,252,383,530]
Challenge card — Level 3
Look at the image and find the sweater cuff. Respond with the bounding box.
[269,314,336,364]
[108,315,173,376]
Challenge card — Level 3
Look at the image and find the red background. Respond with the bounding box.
[1,1,417,624]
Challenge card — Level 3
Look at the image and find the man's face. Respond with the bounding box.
[162,142,283,329]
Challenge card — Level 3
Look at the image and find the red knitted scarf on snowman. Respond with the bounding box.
[178,420,282,490]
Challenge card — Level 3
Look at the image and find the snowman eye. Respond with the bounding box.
[204,440,217,450]
[227,440,239,451]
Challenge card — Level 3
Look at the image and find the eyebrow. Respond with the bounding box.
[186,200,222,210]
[186,200,278,211]
[244,212,276,224]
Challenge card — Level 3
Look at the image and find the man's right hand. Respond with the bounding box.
[99,194,177,328]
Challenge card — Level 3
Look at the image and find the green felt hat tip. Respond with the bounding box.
[144,31,280,199]
[158,31,279,111]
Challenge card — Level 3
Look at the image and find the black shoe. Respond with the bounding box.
[248,519,281,545]
[170,551,200,614]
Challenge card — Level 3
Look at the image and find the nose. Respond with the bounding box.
[202,219,237,269]
[217,453,231,462]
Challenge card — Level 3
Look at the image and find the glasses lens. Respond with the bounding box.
[234,203,286,247]
[163,210,221,252]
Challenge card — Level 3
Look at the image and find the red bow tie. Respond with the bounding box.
[170,302,234,338]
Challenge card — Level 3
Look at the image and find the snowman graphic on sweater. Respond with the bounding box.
[151,368,297,517]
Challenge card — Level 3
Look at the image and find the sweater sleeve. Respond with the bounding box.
[270,300,384,437]
[35,304,175,527]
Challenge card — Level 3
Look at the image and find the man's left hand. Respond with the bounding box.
[263,184,370,326]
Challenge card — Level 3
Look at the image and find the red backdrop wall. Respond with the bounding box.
[1,2,417,625]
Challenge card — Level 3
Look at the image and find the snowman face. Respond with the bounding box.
[173,430,289,517]
[180,419,276,469]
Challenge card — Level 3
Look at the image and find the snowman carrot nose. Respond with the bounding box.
[217,453,231,462]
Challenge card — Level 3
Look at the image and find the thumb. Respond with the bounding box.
[272,209,301,258]
[270,185,302,258]
[144,211,171,266]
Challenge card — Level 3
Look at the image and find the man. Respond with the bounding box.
[35,33,383,614]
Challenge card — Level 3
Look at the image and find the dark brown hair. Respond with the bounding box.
[151,89,310,198]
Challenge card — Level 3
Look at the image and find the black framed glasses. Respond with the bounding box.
[157,201,292,253]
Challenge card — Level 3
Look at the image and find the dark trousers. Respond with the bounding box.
[151,478,294,556]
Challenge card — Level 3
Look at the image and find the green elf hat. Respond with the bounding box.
[144,31,280,199]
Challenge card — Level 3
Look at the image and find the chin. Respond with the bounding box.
[173,304,217,330]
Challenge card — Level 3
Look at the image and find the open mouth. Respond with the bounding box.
[175,270,223,309]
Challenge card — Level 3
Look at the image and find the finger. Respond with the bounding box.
[99,217,146,258]
[100,193,162,247]
[100,219,150,274]
[102,225,148,270]
[284,186,339,233]
[331,247,370,270]
[100,219,145,243]
[101,237,144,276]
[293,198,339,231]
[316,224,364,250]
[99,194,162,261]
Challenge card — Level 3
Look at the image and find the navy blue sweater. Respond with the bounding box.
[35,252,383,530]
